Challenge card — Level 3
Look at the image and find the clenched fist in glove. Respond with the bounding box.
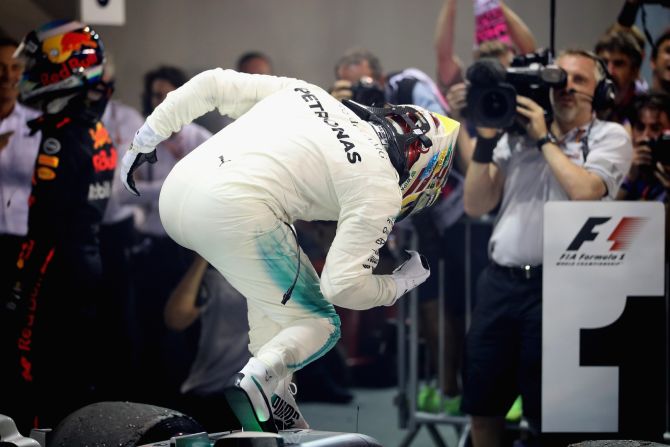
[120,123,165,196]
[389,250,430,305]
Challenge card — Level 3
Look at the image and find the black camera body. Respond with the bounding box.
[465,50,567,133]
[350,76,386,107]
[649,133,670,166]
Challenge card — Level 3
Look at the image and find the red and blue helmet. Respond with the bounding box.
[14,20,105,105]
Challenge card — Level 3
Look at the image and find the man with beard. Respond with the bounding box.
[461,49,633,447]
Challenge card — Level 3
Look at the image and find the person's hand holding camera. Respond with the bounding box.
[654,162,670,192]
[445,82,468,121]
[626,141,654,182]
[516,95,549,141]
[650,135,670,192]
[330,80,354,102]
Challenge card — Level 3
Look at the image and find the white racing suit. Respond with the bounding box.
[143,69,402,378]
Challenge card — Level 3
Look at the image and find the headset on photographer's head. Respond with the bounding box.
[564,49,617,112]
[559,50,617,159]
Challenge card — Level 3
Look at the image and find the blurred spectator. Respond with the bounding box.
[0,37,40,293]
[331,48,448,113]
[438,0,537,163]
[617,92,670,201]
[97,52,145,401]
[608,24,651,93]
[164,254,250,432]
[651,29,670,95]
[434,0,537,94]
[237,51,273,75]
[123,65,211,407]
[0,20,116,432]
[462,49,632,446]
[595,31,645,128]
[607,0,662,95]
[332,48,384,85]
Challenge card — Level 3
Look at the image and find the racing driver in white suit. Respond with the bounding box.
[120,68,459,432]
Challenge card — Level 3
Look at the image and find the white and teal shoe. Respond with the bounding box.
[224,358,279,433]
[271,378,309,430]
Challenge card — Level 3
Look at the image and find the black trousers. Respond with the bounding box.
[131,234,196,408]
[461,263,543,432]
[0,247,104,433]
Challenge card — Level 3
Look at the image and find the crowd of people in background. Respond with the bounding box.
[0,0,669,445]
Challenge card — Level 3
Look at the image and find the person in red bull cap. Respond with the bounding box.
[120,68,460,432]
[0,19,116,433]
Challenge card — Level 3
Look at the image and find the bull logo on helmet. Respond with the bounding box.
[43,31,99,64]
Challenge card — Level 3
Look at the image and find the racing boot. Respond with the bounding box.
[224,357,279,432]
[271,377,309,430]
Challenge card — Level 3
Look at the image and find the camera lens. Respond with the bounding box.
[482,90,510,120]
[351,78,385,107]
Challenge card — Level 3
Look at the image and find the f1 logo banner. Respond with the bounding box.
[542,202,665,437]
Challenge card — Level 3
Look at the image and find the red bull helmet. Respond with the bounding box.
[14,19,104,105]
[344,100,460,221]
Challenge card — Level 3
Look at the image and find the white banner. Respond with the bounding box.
[80,0,125,26]
[542,201,665,433]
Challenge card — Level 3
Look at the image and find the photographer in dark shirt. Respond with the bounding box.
[617,92,670,202]
[617,92,670,257]
[462,49,632,446]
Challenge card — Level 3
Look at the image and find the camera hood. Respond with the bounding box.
[506,65,567,88]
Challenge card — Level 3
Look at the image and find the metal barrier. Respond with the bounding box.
[395,216,496,447]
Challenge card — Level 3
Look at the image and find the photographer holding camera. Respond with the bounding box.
[461,49,632,447]
[617,92,670,201]
[594,31,645,128]
[330,48,449,113]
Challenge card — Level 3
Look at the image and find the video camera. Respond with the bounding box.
[350,76,386,107]
[465,50,567,133]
